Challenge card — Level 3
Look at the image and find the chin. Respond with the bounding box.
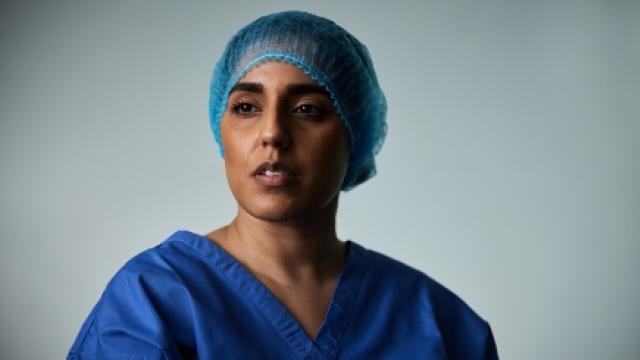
[239,195,307,222]
[245,205,307,222]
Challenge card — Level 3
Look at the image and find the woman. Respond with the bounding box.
[68,11,498,359]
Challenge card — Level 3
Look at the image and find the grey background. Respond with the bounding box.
[1,0,638,358]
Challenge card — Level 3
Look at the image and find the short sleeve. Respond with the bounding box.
[67,251,194,359]
[423,275,499,360]
[483,324,499,360]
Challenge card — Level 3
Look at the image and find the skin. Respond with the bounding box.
[206,61,351,340]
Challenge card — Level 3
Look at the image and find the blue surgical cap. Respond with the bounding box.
[209,10,387,191]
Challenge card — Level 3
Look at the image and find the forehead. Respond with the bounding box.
[229,61,332,99]
[237,61,317,89]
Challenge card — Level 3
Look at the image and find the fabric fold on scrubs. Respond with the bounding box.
[68,230,498,359]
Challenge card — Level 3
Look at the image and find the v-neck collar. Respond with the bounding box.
[171,230,370,360]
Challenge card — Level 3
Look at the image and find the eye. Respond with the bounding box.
[293,104,324,117]
[230,102,260,115]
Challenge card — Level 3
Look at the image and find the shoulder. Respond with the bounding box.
[361,245,464,306]
[96,230,223,319]
[111,231,206,280]
[104,230,226,292]
[86,232,202,308]
[360,244,498,359]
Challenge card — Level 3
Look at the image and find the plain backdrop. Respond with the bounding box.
[1,0,639,359]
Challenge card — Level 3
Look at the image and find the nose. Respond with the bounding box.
[260,107,291,150]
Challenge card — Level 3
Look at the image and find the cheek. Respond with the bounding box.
[308,125,350,175]
[221,118,248,159]
[220,120,246,186]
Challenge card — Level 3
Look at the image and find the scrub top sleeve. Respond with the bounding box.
[423,275,499,360]
[68,253,187,360]
[483,323,499,360]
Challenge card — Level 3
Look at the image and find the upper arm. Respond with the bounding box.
[68,254,191,359]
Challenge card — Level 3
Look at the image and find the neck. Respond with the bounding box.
[211,195,346,287]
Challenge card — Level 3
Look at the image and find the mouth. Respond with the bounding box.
[252,161,297,177]
[252,161,299,186]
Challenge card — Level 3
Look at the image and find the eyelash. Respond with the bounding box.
[230,102,260,115]
[293,104,324,117]
[229,102,325,119]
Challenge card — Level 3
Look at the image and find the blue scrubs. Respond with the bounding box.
[68,230,498,359]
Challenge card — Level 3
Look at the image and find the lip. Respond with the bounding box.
[252,161,299,187]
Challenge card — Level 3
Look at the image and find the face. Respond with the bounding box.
[220,61,350,222]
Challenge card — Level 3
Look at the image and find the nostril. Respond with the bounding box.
[264,138,289,149]
[261,132,290,149]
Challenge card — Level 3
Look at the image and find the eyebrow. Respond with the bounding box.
[229,82,330,97]
[230,82,263,94]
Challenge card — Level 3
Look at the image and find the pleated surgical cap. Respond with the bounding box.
[209,10,387,191]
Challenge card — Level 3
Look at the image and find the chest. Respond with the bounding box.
[256,275,337,340]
